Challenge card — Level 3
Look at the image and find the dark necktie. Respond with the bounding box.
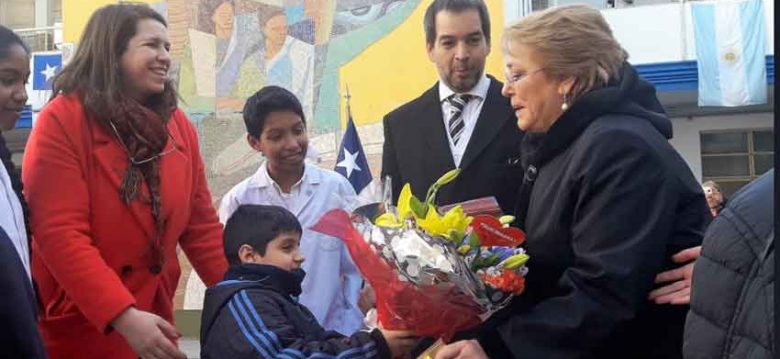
[446,94,472,146]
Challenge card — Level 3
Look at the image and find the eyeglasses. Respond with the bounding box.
[703,187,720,196]
[505,67,546,85]
[109,120,178,165]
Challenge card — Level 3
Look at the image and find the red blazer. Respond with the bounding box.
[23,94,228,359]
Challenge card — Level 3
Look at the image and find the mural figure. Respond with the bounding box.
[156,0,420,310]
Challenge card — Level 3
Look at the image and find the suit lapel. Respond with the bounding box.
[421,83,456,169]
[459,77,512,170]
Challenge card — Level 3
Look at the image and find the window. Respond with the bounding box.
[0,0,35,30]
[532,0,549,11]
[50,0,63,25]
[701,129,774,197]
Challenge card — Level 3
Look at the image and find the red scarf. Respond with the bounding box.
[106,97,170,271]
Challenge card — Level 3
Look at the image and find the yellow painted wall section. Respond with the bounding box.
[63,0,162,43]
[62,0,117,43]
[339,1,505,127]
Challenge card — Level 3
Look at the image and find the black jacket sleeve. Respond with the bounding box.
[380,115,402,205]
[0,228,47,359]
[478,130,682,358]
[206,288,390,359]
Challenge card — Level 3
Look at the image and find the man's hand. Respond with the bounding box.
[649,246,702,305]
[111,307,187,359]
[435,340,488,359]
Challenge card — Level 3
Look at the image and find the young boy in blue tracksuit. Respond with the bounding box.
[200,204,417,359]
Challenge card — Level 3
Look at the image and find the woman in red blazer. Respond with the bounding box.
[22,4,227,359]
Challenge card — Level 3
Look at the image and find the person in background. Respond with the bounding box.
[436,5,708,358]
[201,204,418,359]
[218,86,364,335]
[0,24,47,359]
[22,4,227,358]
[701,180,726,218]
[683,170,774,358]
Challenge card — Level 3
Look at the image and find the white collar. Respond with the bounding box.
[438,73,490,102]
[249,161,321,189]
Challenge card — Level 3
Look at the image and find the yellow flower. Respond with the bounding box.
[441,206,472,234]
[416,205,472,240]
[375,213,402,228]
[499,215,515,226]
[397,183,413,221]
[373,173,471,237]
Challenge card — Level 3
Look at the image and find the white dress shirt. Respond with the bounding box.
[0,163,30,281]
[438,74,491,167]
[219,161,364,335]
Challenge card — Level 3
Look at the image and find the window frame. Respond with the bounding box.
[700,128,774,196]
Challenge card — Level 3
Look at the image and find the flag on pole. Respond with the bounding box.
[335,89,372,194]
[691,0,767,107]
[32,53,62,91]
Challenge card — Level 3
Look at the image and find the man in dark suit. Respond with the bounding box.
[381,0,523,213]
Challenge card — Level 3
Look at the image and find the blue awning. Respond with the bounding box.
[634,55,774,91]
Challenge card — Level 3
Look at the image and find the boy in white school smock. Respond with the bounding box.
[218,86,364,335]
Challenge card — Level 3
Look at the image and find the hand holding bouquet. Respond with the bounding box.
[312,170,529,340]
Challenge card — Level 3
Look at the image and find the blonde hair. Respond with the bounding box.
[502,4,628,101]
[702,180,722,193]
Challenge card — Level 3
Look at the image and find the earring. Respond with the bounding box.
[561,93,569,111]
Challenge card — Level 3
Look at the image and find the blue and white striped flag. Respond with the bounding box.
[691,0,767,107]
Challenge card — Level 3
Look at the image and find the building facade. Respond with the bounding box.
[0,0,774,341]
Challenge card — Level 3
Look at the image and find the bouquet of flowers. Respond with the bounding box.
[312,169,528,340]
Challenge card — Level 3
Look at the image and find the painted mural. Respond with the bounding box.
[140,0,421,310]
[139,0,418,180]
[158,0,416,119]
[59,0,510,312]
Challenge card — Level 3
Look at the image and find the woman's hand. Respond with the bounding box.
[111,307,187,359]
[648,246,701,305]
[435,340,488,359]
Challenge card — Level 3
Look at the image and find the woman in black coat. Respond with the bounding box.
[436,5,708,359]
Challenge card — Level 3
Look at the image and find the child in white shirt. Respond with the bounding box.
[218,86,364,335]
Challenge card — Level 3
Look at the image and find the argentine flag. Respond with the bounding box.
[691,0,767,107]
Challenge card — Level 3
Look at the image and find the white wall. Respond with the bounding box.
[669,112,774,182]
[35,0,48,27]
[603,4,687,63]
[504,0,775,64]
[601,0,775,64]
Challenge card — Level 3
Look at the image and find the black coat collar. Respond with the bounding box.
[224,263,306,298]
[515,64,667,228]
